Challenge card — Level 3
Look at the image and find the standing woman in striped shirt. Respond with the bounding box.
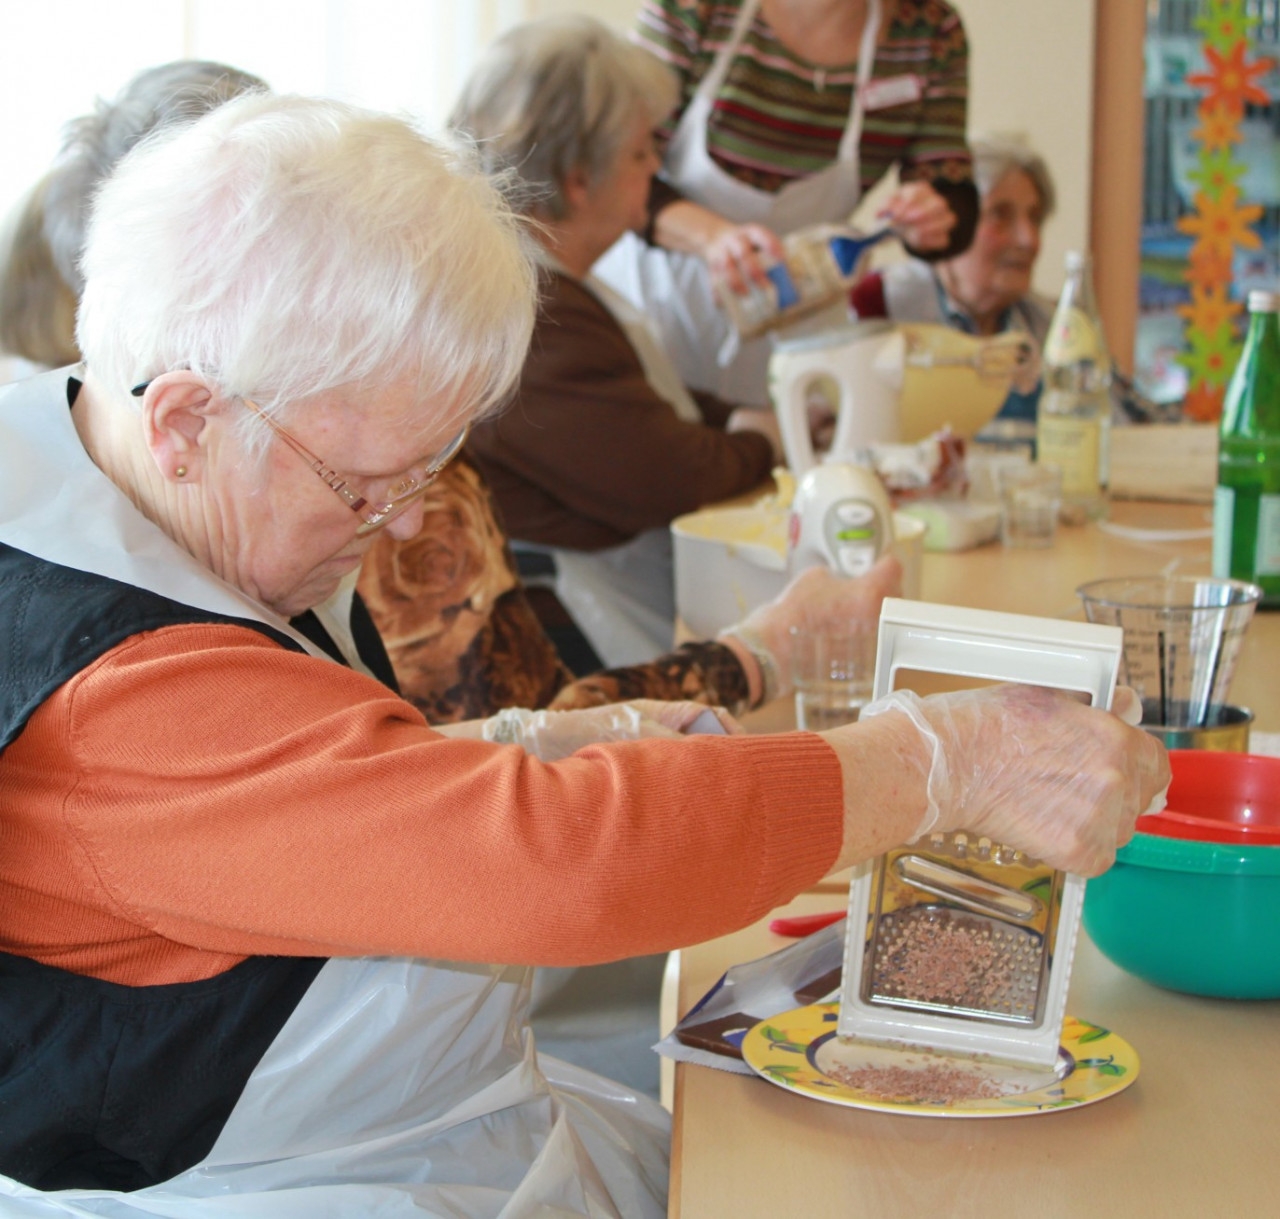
[593,0,978,408]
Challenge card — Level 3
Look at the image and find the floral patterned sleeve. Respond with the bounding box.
[357,455,571,723]
[547,640,752,715]
[359,454,753,722]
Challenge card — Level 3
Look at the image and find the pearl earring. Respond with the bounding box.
[175,465,187,478]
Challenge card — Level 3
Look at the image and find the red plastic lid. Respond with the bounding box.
[1137,750,1280,845]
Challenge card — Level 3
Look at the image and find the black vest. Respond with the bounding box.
[0,543,393,1191]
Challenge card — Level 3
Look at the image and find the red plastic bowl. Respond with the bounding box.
[1136,750,1280,845]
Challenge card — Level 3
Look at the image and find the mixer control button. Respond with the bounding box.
[837,547,874,576]
[835,502,875,526]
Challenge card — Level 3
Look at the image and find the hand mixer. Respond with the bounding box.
[838,598,1123,1071]
[787,463,894,579]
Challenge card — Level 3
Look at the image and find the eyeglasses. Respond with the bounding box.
[131,381,468,536]
[239,397,469,536]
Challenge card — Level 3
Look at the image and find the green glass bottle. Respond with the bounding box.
[1213,289,1280,607]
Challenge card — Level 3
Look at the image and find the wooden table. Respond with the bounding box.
[665,500,1280,1218]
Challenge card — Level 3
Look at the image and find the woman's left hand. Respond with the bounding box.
[878,180,956,253]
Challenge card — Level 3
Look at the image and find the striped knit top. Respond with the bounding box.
[634,0,972,197]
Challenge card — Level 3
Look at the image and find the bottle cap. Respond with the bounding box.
[1247,289,1280,313]
[1065,250,1088,270]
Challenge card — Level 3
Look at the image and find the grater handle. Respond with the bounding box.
[872,598,1123,711]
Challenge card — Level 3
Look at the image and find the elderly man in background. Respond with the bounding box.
[0,91,1167,1218]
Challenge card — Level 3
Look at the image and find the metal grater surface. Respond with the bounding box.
[865,904,1046,1024]
[838,598,1121,1069]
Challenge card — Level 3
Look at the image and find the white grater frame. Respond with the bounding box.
[838,598,1123,1069]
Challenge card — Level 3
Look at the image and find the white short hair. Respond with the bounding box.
[450,14,678,219]
[77,93,538,440]
[969,131,1057,220]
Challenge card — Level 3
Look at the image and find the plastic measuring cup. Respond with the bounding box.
[1077,576,1262,728]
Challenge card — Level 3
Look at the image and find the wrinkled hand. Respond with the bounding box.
[705,222,787,296]
[861,684,1171,876]
[723,558,902,698]
[482,700,741,761]
[877,180,956,253]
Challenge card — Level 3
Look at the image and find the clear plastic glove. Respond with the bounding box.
[482,699,740,762]
[719,558,902,702]
[859,684,1171,877]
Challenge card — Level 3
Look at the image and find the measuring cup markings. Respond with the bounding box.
[1095,580,1261,729]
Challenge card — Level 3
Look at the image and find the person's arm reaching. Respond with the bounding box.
[467,274,773,549]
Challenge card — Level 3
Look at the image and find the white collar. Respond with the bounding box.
[0,367,340,664]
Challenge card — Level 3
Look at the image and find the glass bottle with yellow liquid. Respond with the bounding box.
[1036,251,1111,521]
[1214,289,1280,606]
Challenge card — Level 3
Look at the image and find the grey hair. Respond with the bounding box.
[0,175,80,367]
[43,60,268,297]
[969,131,1057,219]
[76,93,538,445]
[449,14,678,219]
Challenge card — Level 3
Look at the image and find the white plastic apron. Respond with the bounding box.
[529,268,696,669]
[592,0,881,407]
[0,369,670,1218]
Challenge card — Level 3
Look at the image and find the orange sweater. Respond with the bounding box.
[1,622,844,986]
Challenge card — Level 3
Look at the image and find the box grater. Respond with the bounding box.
[838,598,1123,1070]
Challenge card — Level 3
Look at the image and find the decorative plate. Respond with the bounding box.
[741,1004,1139,1117]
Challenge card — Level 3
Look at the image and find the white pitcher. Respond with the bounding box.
[769,322,1027,477]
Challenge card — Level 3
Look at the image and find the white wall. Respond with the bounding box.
[0,0,1093,300]
[0,0,558,222]
[957,0,1096,298]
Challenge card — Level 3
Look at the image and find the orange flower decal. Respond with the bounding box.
[1184,242,1235,289]
[1182,382,1227,422]
[1176,185,1264,257]
[1174,3,1270,423]
[1187,42,1274,118]
[1177,283,1242,334]
[1191,99,1245,152]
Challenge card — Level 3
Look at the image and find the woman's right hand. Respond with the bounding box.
[877,180,957,253]
[828,684,1171,878]
[481,699,743,762]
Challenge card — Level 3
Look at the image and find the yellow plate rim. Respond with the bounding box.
[741,1004,1140,1118]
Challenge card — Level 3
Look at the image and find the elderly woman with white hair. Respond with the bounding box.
[0,92,1167,1216]
[459,15,785,666]
[850,132,1058,424]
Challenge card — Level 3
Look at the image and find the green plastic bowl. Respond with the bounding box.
[1085,831,1280,1000]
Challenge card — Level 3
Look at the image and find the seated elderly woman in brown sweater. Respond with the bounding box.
[455,15,793,667]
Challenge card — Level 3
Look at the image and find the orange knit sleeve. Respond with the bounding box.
[13,622,843,982]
